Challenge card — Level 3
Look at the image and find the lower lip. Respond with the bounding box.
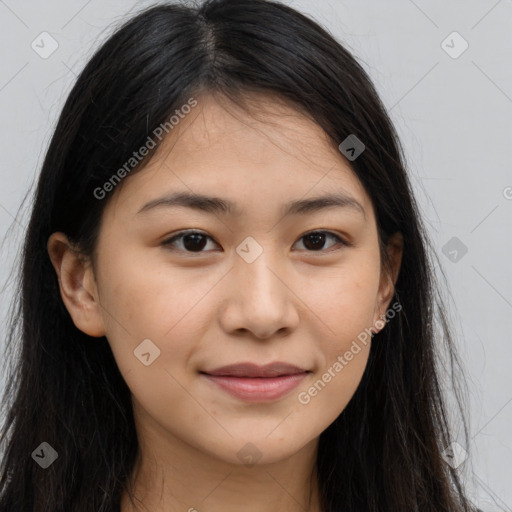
[201,373,308,402]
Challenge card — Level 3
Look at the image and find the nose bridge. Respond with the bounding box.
[237,249,280,297]
[219,236,299,338]
[235,239,284,304]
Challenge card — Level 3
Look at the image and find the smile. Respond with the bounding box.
[200,373,309,402]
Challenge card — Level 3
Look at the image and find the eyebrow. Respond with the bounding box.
[136,191,366,219]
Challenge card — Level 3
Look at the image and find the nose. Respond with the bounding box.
[218,251,300,340]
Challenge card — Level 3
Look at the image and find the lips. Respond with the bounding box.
[201,361,308,378]
[200,362,310,402]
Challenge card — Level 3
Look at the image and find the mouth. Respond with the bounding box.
[201,361,309,378]
[200,362,311,402]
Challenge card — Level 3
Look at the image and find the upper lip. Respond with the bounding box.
[201,362,309,378]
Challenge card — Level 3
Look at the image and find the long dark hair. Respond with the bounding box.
[0,0,480,510]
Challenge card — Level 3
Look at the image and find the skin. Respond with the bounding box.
[48,93,403,512]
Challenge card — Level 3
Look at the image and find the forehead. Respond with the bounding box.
[165,93,347,173]
[105,93,373,222]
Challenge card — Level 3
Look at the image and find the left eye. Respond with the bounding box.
[161,230,348,254]
[294,231,347,252]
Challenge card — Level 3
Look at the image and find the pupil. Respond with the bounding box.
[304,233,325,251]
[183,234,207,252]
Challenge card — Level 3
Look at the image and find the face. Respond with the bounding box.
[49,93,402,467]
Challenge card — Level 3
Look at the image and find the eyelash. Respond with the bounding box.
[161,230,350,255]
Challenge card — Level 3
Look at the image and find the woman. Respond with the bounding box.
[0,0,481,510]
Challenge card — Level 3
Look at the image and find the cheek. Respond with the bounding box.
[300,341,370,430]
[297,258,378,418]
[96,244,225,386]
[305,258,380,343]
[95,246,192,368]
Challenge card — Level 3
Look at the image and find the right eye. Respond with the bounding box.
[161,230,219,254]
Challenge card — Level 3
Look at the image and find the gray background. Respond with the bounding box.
[0,0,511,509]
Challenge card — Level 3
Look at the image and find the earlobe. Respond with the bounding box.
[47,232,106,338]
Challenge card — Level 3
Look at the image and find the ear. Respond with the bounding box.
[47,232,106,338]
[372,231,403,331]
